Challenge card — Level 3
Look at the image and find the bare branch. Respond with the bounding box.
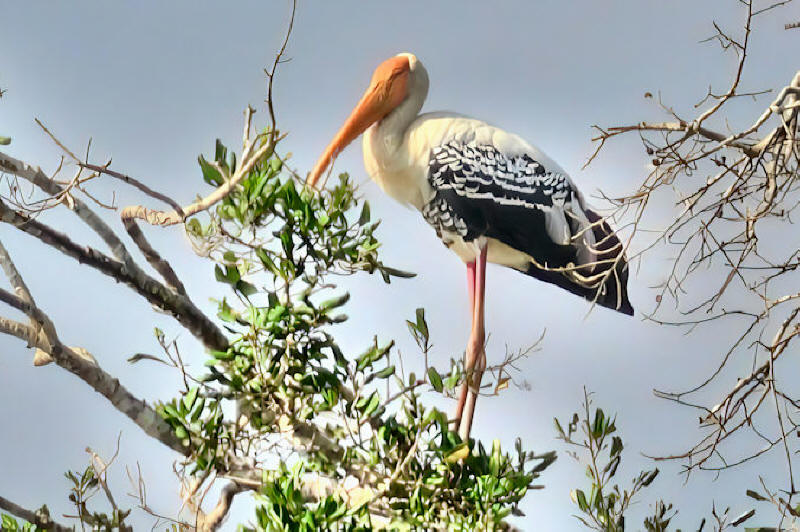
[595,121,761,158]
[0,200,228,351]
[13,125,194,297]
[0,149,135,265]
[265,0,296,142]
[0,240,60,363]
[586,0,800,480]
[80,162,184,214]
[122,217,188,295]
[194,482,246,532]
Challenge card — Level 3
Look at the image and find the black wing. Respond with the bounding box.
[422,141,633,315]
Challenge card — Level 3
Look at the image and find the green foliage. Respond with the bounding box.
[2,465,135,531]
[0,514,40,532]
[64,466,132,531]
[157,386,225,473]
[243,463,374,531]
[556,392,780,531]
[155,139,556,529]
[557,391,673,532]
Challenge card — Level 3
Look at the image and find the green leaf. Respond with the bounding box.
[427,367,443,392]
[610,435,623,457]
[554,417,565,438]
[190,398,206,423]
[363,392,381,417]
[217,299,236,323]
[226,265,241,284]
[214,265,227,283]
[592,408,605,438]
[730,509,755,527]
[415,307,428,339]
[211,349,235,361]
[127,353,169,365]
[575,489,589,511]
[251,169,272,198]
[267,304,286,322]
[319,293,350,313]
[198,155,222,186]
[174,425,189,440]
[228,150,237,173]
[358,201,371,225]
[185,218,203,237]
[256,248,280,276]
[745,489,768,502]
[214,139,228,165]
[445,443,469,463]
[236,280,258,297]
[2,514,17,530]
[376,365,395,379]
[604,455,620,477]
[280,230,294,258]
[356,339,394,372]
[183,387,199,411]
[162,403,182,420]
[379,266,416,279]
[489,438,501,476]
[641,468,659,487]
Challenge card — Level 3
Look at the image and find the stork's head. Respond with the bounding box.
[307,52,426,188]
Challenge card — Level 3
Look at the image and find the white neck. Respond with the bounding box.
[365,59,429,166]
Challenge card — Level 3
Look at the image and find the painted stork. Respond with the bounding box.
[307,53,633,441]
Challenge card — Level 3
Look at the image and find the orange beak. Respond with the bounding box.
[307,55,411,189]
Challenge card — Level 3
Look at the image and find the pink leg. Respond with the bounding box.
[453,261,476,432]
[466,260,476,310]
[458,244,488,441]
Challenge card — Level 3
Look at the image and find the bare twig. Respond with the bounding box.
[586,0,800,482]
[0,150,135,266]
[265,0,296,143]
[80,162,184,214]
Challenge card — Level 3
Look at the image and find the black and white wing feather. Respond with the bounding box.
[422,141,632,315]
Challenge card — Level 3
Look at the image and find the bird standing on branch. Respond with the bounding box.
[307,53,633,441]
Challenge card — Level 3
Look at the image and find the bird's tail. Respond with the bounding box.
[583,208,633,315]
[524,208,633,316]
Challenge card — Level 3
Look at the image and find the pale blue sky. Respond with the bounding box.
[1,1,798,529]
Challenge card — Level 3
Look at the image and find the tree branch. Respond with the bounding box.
[597,121,761,158]
[194,482,246,532]
[120,139,276,227]
[122,217,188,295]
[0,201,228,351]
[587,12,800,478]
[0,241,59,364]
[0,495,71,532]
[0,273,185,454]
[79,162,185,214]
[0,150,134,266]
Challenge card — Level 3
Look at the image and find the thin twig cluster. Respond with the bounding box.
[587,0,800,524]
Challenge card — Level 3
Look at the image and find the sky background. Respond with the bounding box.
[1,1,798,530]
